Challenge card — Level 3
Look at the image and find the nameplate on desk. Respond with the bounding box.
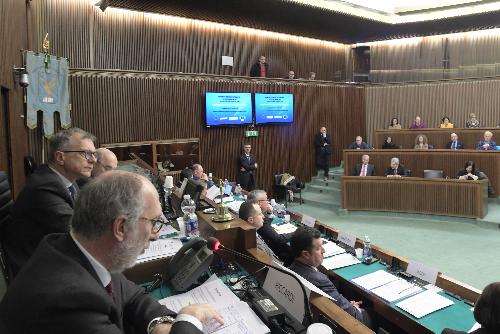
[406,260,439,285]
[205,185,221,201]
[300,214,316,227]
[263,264,310,323]
[337,231,357,248]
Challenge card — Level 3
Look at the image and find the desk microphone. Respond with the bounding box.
[206,237,313,326]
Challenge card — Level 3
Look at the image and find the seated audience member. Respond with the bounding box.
[388,117,402,129]
[476,131,497,150]
[466,112,480,128]
[177,167,193,187]
[414,134,430,150]
[441,281,500,334]
[239,200,291,264]
[249,55,269,78]
[308,72,316,80]
[446,133,465,150]
[385,157,405,177]
[382,136,398,149]
[247,189,273,221]
[286,70,295,80]
[440,116,454,128]
[289,227,372,327]
[410,116,426,129]
[0,171,222,333]
[353,154,375,176]
[77,148,118,187]
[191,163,209,199]
[457,161,495,196]
[3,128,96,277]
[349,136,372,149]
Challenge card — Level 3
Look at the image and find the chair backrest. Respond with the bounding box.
[24,155,38,176]
[0,171,13,284]
[274,174,283,185]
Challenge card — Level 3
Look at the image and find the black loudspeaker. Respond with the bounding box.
[352,46,371,82]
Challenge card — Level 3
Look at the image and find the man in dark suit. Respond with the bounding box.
[247,189,273,222]
[353,154,375,176]
[3,128,97,277]
[314,126,332,181]
[385,157,406,177]
[349,136,372,150]
[288,227,371,327]
[249,55,269,78]
[0,171,222,334]
[445,133,465,150]
[76,147,118,188]
[238,143,257,191]
[239,200,291,264]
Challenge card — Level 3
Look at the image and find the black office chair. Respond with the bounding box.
[0,171,14,285]
[24,155,38,176]
[273,174,303,208]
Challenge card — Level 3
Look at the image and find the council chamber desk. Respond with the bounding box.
[374,128,500,150]
[342,176,488,218]
[343,149,499,197]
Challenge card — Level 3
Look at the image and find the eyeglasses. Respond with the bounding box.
[62,150,97,160]
[141,214,168,233]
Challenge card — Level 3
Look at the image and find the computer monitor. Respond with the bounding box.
[182,178,205,206]
[423,170,444,179]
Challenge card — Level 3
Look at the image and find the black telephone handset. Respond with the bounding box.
[166,237,214,292]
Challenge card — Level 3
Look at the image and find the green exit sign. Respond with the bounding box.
[245,130,259,137]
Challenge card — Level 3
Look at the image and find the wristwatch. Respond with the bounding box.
[147,315,176,334]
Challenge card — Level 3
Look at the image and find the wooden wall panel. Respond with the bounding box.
[0,0,29,195]
[365,78,500,144]
[67,71,364,195]
[30,0,348,81]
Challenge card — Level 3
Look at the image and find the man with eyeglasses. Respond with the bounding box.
[77,148,118,188]
[0,171,223,334]
[3,127,97,277]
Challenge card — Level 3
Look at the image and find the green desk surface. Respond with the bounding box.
[335,263,475,334]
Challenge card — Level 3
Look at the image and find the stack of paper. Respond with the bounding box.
[322,239,346,258]
[272,223,297,235]
[160,275,270,334]
[351,270,399,290]
[322,253,360,270]
[371,279,423,302]
[396,290,454,318]
[136,238,183,264]
[226,200,244,213]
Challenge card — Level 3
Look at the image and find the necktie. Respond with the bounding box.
[68,184,77,201]
[105,283,116,303]
[247,155,250,162]
[452,141,456,149]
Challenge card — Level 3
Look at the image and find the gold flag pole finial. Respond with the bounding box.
[43,33,50,70]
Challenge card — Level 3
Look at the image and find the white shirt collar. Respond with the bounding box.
[70,231,111,287]
[49,166,73,189]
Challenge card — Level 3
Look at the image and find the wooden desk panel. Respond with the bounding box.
[342,176,488,218]
[343,149,499,196]
[374,128,500,150]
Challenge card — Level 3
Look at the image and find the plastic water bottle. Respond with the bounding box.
[362,236,372,263]
[234,184,242,196]
[180,195,196,235]
[188,212,199,237]
[207,172,214,189]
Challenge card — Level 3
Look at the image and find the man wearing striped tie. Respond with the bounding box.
[353,154,375,177]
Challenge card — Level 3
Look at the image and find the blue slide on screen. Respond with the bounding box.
[254,93,294,124]
[205,92,253,126]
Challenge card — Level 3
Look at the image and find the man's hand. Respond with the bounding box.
[254,163,258,169]
[240,167,246,171]
[350,300,363,310]
[179,304,224,325]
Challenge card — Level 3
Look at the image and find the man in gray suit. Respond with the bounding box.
[353,154,375,176]
[289,227,372,327]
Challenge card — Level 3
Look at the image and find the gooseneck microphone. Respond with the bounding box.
[206,237,313,326]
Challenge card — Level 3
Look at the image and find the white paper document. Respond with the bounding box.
[272,223,297,235]
[351,270,399,291]
[321,239,346,258]
[204,301,270,334]
[136,238,183,264]
[159,275,239,312]
[206,185,221,201]
[227,200,244,213]
[300,214,316,227]
[468,323,481,333]
[370,279,423,302]
[396,290,454,318]
[322,253,360,270]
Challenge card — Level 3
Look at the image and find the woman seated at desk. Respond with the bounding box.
[442,281,500,334]
[465,113,480,128]
[440,116,454,128]
[382,136,398,149]
[385,157,406,177]
[388,117,402,129]
[414,134,430,150]
[457,161,495,197]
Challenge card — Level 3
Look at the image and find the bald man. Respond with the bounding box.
[314,127,332,181]
[77,148,118,187]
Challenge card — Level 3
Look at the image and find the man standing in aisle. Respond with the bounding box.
[314,127,332,181]
[238,143,257,191]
